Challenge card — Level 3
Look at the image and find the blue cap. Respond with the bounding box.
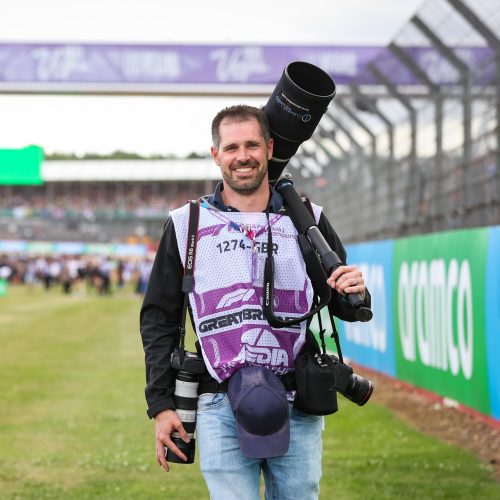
[228,366,290,458]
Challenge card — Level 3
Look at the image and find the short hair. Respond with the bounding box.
[211,105,271,150]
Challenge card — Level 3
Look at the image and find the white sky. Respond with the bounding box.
[0,0,424,157]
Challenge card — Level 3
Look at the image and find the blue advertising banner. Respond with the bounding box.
[337,240,396,376]
[486,227,500,420]
[0,240,27,252]
[54,242,86,255]
[0,240,146,257]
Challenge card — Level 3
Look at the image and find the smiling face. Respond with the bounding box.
[211,117,274,198]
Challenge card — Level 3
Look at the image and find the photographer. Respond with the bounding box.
[140,105,370,499]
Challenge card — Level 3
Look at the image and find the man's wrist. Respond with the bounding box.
[146,398,176,419]
[154,409,175,421]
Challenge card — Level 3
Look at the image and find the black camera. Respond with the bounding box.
[171,347,206,374]
[329,354,374,406]
[166,348,206,464]
[262,61,336,183]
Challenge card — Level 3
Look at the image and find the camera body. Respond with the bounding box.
[166,348,206,464]
[171,347,206,375]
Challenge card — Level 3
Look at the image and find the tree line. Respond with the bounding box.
[46,150,210,161]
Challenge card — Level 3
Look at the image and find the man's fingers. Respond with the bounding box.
[341,276,362,292]
[328,265,356,283]
[347,276,363,289]
[343,276,366,300]
[173,421,191,443]
[156,441,170,472]
[158,433,188,463]
[328,270,360,289]
[327,266,366,300]
[154,410,190,469]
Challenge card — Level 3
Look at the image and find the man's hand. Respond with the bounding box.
[154,409,190,472]
[327,265,366,301]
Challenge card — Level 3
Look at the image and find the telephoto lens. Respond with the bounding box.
[165,370,199,464]
[263,61,336,183]
[331,356,374,406]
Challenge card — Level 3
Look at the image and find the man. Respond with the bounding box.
[140,105,370,499]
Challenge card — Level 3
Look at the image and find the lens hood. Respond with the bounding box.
[263,61,336,182]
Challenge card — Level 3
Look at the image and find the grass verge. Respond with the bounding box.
[0,285,498,499]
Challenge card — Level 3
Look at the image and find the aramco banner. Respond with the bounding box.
[310,226,500,422]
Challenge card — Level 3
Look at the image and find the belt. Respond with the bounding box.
[198,370,296,395]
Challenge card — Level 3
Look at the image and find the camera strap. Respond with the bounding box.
[179,199,200,350]
[263,205,332,328]
[327,303,345,364]
[316,306,327,355]
[313,303,345,364]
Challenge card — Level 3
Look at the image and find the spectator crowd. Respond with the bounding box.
[0,181,212,222]
[0,253,153,296]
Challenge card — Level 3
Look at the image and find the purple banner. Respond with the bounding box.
[0,43,493,91]
[359,46,495,86]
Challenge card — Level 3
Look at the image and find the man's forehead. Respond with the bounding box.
[219,116,258,128]
[219,116,264,140]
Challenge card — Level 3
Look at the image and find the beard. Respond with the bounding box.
[222,160,268,195]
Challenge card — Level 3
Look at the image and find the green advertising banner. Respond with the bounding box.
[0,146,44,185]
[0,279,8,297]
[86,243,115,255]
[393,228,489,414]
[27,242,55,254]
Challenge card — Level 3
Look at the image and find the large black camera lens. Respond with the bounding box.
[263,61,336,182]
[166,370,199,464]
[331,356,374,406]
[339,373,374,407]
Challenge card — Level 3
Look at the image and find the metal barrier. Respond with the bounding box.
[292,0,500,243]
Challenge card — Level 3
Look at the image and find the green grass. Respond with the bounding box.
[0,285,498,499]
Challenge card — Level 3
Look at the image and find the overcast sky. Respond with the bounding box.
[0,0,424,157]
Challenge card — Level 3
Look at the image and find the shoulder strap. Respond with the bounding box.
[178,200,200,350]
[182,200,200,293]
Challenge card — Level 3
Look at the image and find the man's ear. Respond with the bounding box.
[210,146,220,166]
[267,138,274,160]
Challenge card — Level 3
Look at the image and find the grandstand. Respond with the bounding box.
[0,159,219,244]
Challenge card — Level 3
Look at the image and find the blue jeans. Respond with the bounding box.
[196,392,323,500]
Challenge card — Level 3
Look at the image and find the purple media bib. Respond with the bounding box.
[171,202,322,382]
